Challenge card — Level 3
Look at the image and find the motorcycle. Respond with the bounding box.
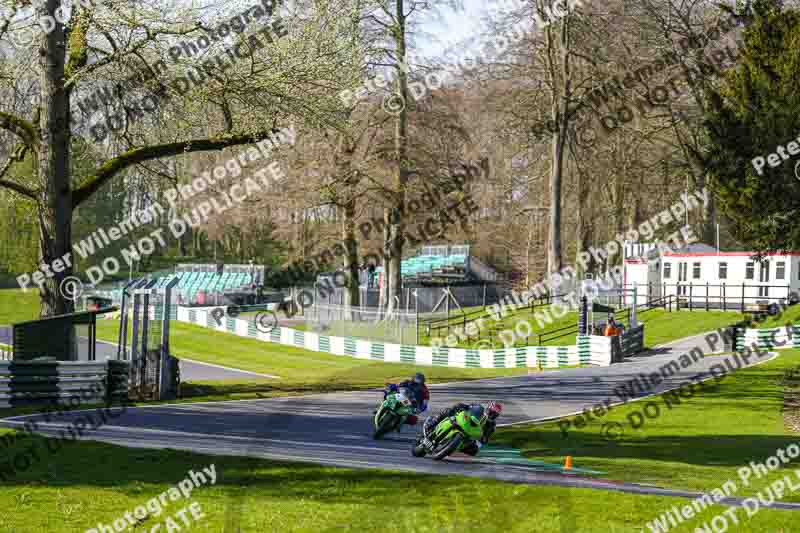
[373,387,416,439]
[412,410,484,460]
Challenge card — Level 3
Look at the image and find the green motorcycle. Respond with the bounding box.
[373,387,415,439]
[412,410,484,460]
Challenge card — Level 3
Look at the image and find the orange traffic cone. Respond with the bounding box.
[564,456,573,469]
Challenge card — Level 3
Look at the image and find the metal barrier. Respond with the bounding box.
[0,360,128,408]
[119,277,179,401]
[620,325,645,358]
[11,307,117,362]
[625,282,798,311]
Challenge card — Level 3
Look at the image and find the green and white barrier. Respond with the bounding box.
[577,335,614,366]
[175,307,616,369]
[735,325,800,351]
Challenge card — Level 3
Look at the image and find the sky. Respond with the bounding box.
[414,0,493,62]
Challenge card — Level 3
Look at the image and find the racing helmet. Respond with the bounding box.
[414,372,426,385]
[485,401,503,421]
[467,404,484,425]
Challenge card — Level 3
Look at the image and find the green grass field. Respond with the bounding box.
[495,348,800,497]
[0,289,39,324]
[4,433,797,533]
[421,304,745,349]
[93,318,525,400]
[751,302,800,329]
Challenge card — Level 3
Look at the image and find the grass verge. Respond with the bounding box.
[0,429,799,532]
[495,349,800,500]
[0,289,39,325]
[420,306,744,349]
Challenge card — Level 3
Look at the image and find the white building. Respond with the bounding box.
[624,243,800,309]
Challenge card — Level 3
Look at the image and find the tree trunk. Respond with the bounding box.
[525,208,534,286]
[575,161,586,277]
[384,0,409,316]
[383,205,403,315]
[342,197,360,317]
[37,0,73,319]
[33,0,75,358]
[179,226,189,257]
[548,145,564,276]
[697,173,715,245]
[545,3,571,276]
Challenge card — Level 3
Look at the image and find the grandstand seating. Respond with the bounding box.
[154,271,253,301]
[374,250,469,281]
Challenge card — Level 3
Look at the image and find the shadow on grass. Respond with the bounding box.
[0,430,460,504]
[497,426,800,469]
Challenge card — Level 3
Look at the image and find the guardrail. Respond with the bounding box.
[0,360,129,408]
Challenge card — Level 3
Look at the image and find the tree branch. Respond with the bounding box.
[0,112,38,146]
[73,127,285,207]
[0,146,37,200]
[65,0,93,81]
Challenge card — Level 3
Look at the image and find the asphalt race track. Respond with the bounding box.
[4,332,800,509]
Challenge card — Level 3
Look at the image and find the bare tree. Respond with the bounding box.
[0,0,363,333]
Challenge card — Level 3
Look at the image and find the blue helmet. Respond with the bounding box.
[414,372,426,384]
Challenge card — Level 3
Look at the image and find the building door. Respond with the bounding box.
[758,261,770,298]
[678,262,688,296]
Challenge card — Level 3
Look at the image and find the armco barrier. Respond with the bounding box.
[620,325,645,358]
[176,307,620,369]
[0,360,128,408]
[735,325,800,351]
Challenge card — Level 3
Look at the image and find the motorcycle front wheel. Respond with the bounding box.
[411,437,427,457]
[431,433,463,460]
[373,411,399,439]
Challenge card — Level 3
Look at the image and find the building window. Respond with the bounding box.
[663,262,671,279]
[718,262,727,280]
[777,261,786,280]
[746,262,754,280]
[693,262,701,279]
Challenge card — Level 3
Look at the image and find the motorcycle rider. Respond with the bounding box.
[420,401,503,455]
[383,372,429,425]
